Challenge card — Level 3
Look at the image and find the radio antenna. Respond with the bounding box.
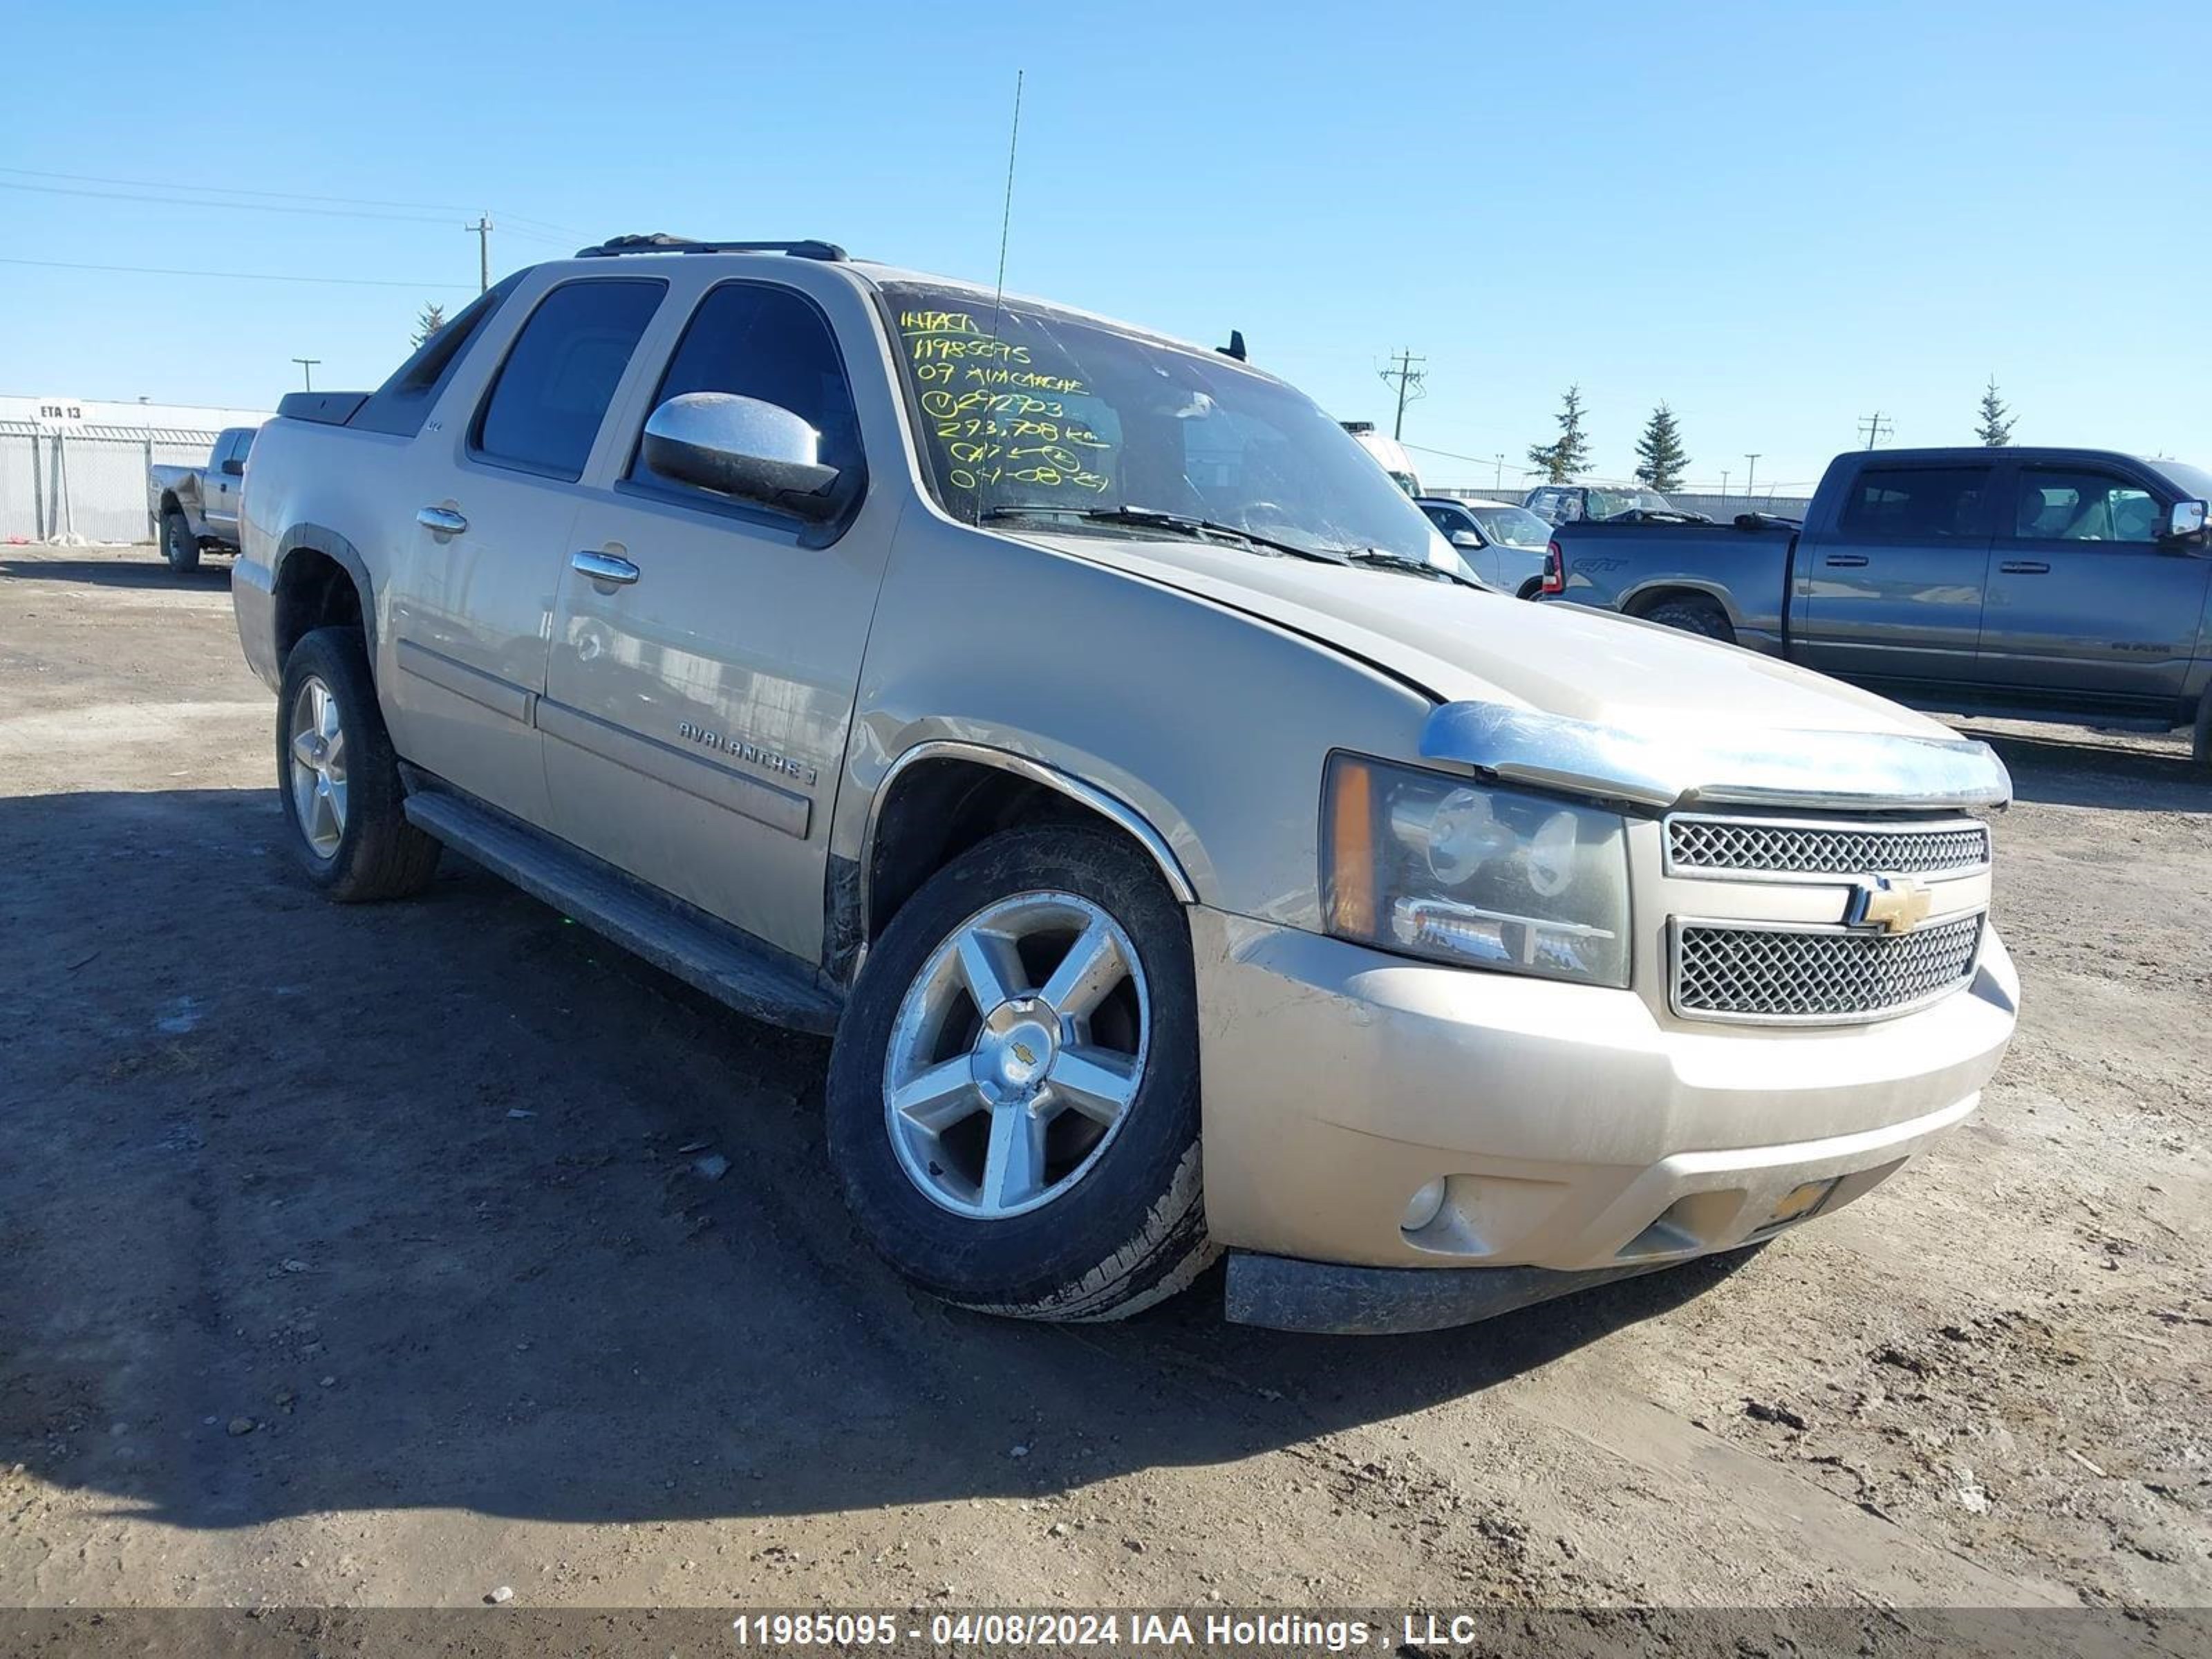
[971,68,1024,525]
[988,68,1024,343]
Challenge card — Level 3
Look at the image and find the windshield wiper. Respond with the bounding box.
[1335,548,1488,590]
[981,504,1351,566]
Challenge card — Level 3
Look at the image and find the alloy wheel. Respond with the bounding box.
[287,675,348,858]
[883,891,1150,1219]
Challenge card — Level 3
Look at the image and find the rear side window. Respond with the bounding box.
[473,279,664,480]
[1839,467,1991,538]
[630,282,865,493]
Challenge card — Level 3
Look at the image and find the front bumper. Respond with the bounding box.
[1192,906,2018,1297]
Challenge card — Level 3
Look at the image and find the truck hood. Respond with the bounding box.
[1017,529,1954,740]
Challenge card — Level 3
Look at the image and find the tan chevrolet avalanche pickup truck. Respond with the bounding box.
[232,235,2019,1333]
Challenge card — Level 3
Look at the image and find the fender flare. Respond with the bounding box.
[859,739,1199,941]
[272,522,379,657]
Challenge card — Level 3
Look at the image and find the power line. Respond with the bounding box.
[0,165,485,214]
[0,168,591,239]
[0,179,456,225]
[0,256,473,290]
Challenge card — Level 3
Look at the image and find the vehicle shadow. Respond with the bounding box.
[0,555,231,590]
[1956,724,2206,813]
[0,786,1750,1534]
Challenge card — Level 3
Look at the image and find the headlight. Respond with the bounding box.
[1322,754,1631,987]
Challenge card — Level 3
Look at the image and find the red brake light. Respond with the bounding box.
[1541,540,1565,594]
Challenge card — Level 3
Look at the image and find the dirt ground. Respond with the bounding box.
[1,543,2206,1614]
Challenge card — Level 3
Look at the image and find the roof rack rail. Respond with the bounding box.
[574,234,848,262]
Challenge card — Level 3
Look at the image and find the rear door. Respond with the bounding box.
[1793,460,1996,687]
[384,276,666,825]
[540,274,890,964]
[1978,460,2212,706]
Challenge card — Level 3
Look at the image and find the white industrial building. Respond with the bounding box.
[1,391,273,545]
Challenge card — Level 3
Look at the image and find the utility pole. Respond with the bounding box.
[1377,350,1427,440]
[1743,453,1761,504]
[291,357,319,391]
[466,214,494,294]
[1493,453,1506,491]
[1857,411,1893,450]
[1720,469,1730,503]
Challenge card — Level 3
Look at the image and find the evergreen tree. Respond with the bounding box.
[1527,384,1591,483]
[1976,377,2014,447]
[411,302,449,351]
[1633,402,1690,492]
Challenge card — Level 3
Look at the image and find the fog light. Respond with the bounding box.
[1400,1178,1447,1232]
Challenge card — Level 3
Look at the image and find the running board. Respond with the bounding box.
[403,790,842,1035]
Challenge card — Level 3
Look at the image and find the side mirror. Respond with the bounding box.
[1449,529,1483,550]
[2167,499,2208,541]
[641,392,841,521]
[220,457,245,477]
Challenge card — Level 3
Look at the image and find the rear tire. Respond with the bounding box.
[276,626,441,902]
[162,510,200,574]
[1642,594,1736,644]
[826,825,1214,1320]
[2193,694,2211,769]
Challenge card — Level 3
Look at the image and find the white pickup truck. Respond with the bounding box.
[230,235,2019,1333]
[150,426,257,572]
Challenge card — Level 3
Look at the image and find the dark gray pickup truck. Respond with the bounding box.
[1543,447,2212,762]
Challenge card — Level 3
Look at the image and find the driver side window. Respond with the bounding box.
[632,282,865,494]
[2011,469,2159,545]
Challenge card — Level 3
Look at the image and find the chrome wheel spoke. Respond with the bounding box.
[321,728,346,777]
[977,1100,1045,1211]
[1049,1044,1138,1125]
[890,1058,981,1133]
[1038,919,1125,1020]
[955,926,1027,1013]
[290,730,321,768]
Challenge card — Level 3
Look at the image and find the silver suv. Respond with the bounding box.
[232,236,2019,1332]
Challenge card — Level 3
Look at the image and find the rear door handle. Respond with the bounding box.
[2000,559,2051,575]
[1824,554,1868,568]
[572,550,640,586]
[416,506,467,534]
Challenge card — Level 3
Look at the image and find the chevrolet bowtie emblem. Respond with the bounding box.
[1845,873,1933,934]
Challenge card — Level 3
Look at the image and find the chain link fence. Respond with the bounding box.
[1,422,222,545]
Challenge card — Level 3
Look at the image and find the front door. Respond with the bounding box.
[1794,460,1997,688]
[205,431,249,537]
[384,276,666,825]
[1979,461,2212,707]
[540,279,883,964]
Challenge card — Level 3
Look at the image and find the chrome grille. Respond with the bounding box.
[1668,814,1989,878]
[1674,915,1983,1024]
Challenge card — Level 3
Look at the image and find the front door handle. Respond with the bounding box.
[416,505,468,535]
[1824,554,1869,568]
[572,550,640,586]
[2000,559,2051,575]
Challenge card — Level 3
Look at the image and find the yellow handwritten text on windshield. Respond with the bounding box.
[899,310,1115,497]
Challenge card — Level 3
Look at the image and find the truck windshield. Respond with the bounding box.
[879,281,1447,564]
[1585,487,1673,519]
[1465,505,1550,549]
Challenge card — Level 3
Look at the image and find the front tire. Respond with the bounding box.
[276,627,441,902]
[162,510,200,573]
[826,825,1214,1320]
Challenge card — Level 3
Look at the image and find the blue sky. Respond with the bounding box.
[5,0,2204,493]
